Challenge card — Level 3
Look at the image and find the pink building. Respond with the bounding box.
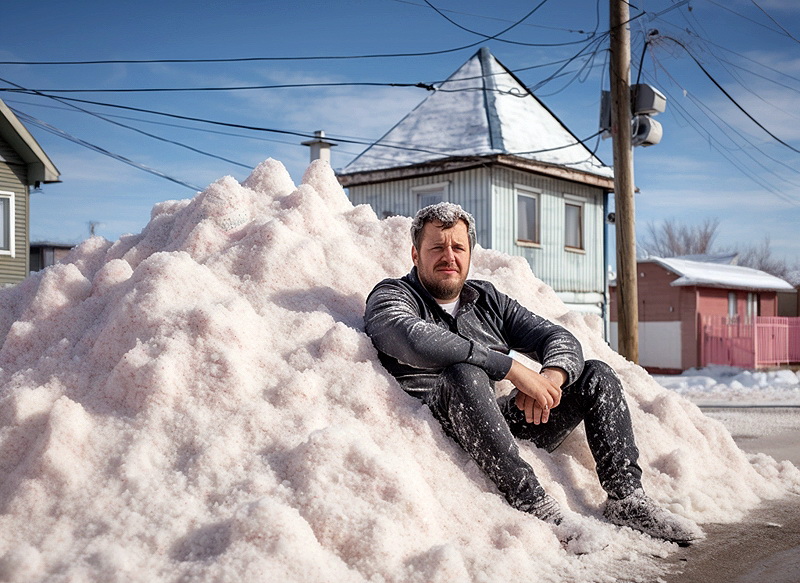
[610,256,797,372]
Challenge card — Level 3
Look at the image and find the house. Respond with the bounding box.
[0,99,60,286]
[609,256,798,372]
[777,272,800,317]
[29,241,74,273]
[337,47,615,321]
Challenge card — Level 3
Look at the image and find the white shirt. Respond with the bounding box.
[438,298,460,317]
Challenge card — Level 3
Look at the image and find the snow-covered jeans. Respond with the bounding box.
[423,360,643,513]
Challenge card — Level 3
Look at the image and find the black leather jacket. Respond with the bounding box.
[364,267,584,397]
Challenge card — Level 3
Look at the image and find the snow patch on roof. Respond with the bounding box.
[342,48,612,178]
[649,256,795,291]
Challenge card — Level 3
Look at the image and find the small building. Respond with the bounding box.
[29,241,74,273]
[337,47,615,321]
[609,256,797,371]
[0,99,60,286]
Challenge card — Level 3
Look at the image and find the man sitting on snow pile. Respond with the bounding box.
[364,202,701,545]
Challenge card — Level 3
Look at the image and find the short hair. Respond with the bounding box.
[411,202,477,251]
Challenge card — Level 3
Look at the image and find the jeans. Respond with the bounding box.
[423,360,643,512]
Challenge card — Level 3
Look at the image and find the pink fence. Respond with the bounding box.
[700,316,800,368]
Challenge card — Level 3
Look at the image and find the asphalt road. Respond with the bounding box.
[663,407,800,583]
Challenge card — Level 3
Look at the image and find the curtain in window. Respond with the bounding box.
[565,203,582,248]
[418,192,444,209]
[517,195,536,242]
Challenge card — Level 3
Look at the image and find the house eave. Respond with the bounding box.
[669,280,795,293]
[337,154,615,190]
[0,99,61,185]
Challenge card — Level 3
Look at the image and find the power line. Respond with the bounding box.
[421,0,602,48]
[1,77,254,169]
[12,109,202,191]
[5,81,519,161]
[0,81,437,94]
[0,52,618,96]
[389,0,596,35]
[641,62,800,204]
[749,0,800,44]
[656,34,800,156]
[702,0,795,39]
[0,5,554,68]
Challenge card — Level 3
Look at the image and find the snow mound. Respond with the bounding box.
[0,159,797,583]
[655,366,800,405]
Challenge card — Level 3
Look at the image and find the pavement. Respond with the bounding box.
[662,407,800,583]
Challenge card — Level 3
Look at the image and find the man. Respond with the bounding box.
[364,202,699,544]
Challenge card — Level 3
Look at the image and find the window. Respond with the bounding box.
[412,182,449,210]
[728,292,737,319]
[516,187,539,244]
[565,199,584,250]
[0,191,14,257]
[746,292,760,319]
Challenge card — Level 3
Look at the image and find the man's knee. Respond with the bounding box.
[571,360,623,402]
[434,363,494,407]
[582,359,619,383]
[440,363,491,388]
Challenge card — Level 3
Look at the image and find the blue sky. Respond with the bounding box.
[2,0,799,267]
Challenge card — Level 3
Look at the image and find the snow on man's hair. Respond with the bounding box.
[411,202,477,250]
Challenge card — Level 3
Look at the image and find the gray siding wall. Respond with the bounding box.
[0,139,30,286]
[347,168,494,247]
[490,167,606,294]
[345,165,607,297]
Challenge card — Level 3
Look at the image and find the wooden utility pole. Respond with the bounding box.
[610,0,639,362]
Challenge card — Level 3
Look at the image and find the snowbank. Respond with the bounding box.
[655,366,800,406]
[0,159,797,583]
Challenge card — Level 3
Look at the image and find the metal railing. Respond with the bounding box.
[700,315,800,368]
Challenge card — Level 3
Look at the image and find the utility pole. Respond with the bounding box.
[610,0,639,363]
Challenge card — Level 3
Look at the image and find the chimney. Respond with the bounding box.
[301,130,337,163]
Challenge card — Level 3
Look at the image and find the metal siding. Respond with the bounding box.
[490,167,604,295]
[346,165,605,300]
[347,168,493,247]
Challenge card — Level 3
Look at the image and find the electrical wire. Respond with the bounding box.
[389,0,596,35]
[640,62,800,203]
[655,34,800,156]
[12,109,202,191]
[749,0,800,44]
[702,0,798,39]
[0,81,437,94]
[421,0,601,48]
[1,77,254,169]
[0,4,560,68]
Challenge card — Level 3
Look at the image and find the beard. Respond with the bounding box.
[418,264,466,301]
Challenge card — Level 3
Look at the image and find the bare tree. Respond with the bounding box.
[728,236,791,278]
[638,218,799,280]
[638,217,720,258]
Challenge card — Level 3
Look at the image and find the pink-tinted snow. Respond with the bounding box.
[0,159,797,582]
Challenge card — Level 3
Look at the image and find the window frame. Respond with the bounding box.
[515,185,541,246]
[411,182,449,210]
[0,191,15,258]
[564,195,585,251]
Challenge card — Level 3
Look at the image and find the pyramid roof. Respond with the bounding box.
[341,48,612,180]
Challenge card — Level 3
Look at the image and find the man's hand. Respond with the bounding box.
[504,361,566,424]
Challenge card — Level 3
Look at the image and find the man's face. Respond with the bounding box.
[411,220,471,303]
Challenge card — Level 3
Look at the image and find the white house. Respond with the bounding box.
[337,48,615,320]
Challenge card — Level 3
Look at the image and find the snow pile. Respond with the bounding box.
[655,366,800,405]
[1,159,798,583]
